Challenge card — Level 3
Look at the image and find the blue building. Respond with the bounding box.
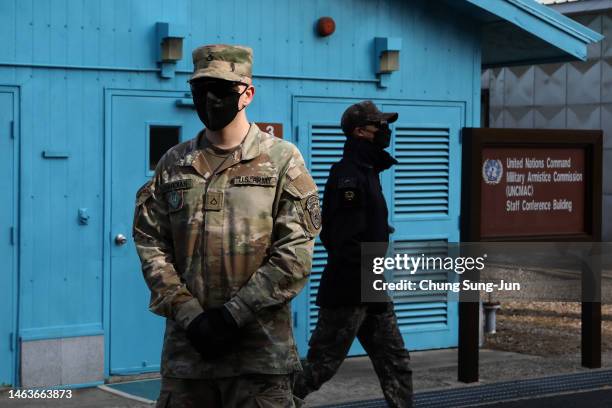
[0,0,600,388]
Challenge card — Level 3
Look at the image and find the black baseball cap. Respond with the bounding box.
[340,100,398,137]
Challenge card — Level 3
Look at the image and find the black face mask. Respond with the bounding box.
[190,80,249,131]
[372,123,392,149]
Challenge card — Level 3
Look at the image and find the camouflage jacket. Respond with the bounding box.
[132,123,320,378]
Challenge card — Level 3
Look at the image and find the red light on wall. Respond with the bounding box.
[317,17,336,37]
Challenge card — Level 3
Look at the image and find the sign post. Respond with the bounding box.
[459,128,603,382]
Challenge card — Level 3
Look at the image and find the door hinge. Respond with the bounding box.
[10,226,15,245]
[9,333,13,351]
[293,311,298,328]
[295,125,300,143]
[458,214,461,229]
[10,120,15,139]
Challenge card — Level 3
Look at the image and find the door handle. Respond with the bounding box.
[115,234,128,246]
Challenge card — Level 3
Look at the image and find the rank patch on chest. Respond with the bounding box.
[166,190,184,212]
[231,175,277,186]
[205,191,224,211]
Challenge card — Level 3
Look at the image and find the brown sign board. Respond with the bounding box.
[458,128,604,384]
[461,128,602,241]
[256,123,283,138]
[480,147,586,237]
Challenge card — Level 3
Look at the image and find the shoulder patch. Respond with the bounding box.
[337,177,361,208]
[343,190,357,202]
[286,165,302,181]
[303,194,322,233]
[135,180,154,206]
[285,170,317,199]
[166,190,185,212]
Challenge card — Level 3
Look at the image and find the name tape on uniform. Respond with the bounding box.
[231,176,277,186]
[160,179,194,193]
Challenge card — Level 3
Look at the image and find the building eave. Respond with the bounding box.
[540,0,612,15]
[457,0,604,67]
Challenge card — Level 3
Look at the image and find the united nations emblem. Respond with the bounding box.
[167,190,184,211]
[482,159,503,185]
[305,195,322,230]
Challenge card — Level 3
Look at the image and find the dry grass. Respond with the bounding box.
[484,301,612,356]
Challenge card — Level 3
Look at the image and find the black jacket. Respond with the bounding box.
[316,138,397,307]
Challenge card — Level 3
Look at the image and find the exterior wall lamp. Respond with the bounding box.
[156,22,185,79]
[374,37,402,88]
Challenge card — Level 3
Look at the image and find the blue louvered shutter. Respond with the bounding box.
[391,126,454,330]
[382,104,462,350]
[393,126,450,217]
[306,124,346,333]
[390,239,452,329]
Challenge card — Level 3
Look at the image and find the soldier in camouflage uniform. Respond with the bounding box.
[132,44,320,407]
[293,101,413,408]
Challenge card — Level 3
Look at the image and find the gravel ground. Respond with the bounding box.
[484,301,612,357]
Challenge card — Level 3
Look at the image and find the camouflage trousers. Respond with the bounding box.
[293,303,413,408]
[156,374,306,408]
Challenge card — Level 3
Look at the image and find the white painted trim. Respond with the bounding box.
[97,384,156,404]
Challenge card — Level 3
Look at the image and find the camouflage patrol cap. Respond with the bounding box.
[191,44,253,83]
[341,100,398,137]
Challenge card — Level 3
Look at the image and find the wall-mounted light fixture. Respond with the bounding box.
[316,17,336,37]
[156,22,185,79]
[374,37,402,88]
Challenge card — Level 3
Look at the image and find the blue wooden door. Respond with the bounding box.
[294,99,367,356]
[294,99,463,356]
[109,91,201,374]
[381,103,463,350]
[0,88,17,386]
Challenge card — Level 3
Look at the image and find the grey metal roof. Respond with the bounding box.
[538,0,581,5]
[538,0,612,13]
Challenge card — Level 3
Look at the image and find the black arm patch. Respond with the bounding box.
[336,176,361,208]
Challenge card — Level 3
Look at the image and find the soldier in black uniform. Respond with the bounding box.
[293,100,413,408]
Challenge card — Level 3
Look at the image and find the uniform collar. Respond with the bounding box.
[178,123,262,177]
[239,122,262,161]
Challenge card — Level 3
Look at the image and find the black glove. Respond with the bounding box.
[186,307,240,359]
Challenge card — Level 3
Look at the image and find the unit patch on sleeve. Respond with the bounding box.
[166,190,184,212]
[305,194,322,231]
[337,176,361,207]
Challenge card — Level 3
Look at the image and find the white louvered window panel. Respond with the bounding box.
[393,126,450,217]
[391,240,451,329]
[308,124,345,333]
